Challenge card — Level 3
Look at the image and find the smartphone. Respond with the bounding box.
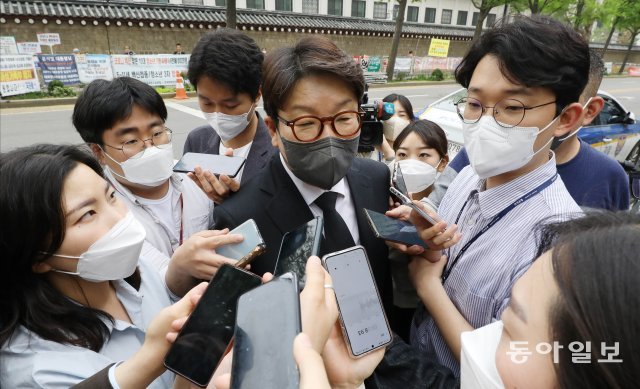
[392,162,409,198]
[273,216,324,282]
[322,246,392,358]
[215,219,266,269]
[173,152,246,177]
[389,186,441,227]
[164,265,262,387]
[230,273,301,389]
[363,208,429,248]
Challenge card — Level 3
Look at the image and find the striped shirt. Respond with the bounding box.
[410,153,582,376]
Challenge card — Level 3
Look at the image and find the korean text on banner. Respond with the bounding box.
[75,54,114,83]
[111,55,190,86]
[367,57,382,72]
[394,57,413,72]
[1,36,18,55]
[37,33,61,46]
[17,42,41,55]
[0,54,40,97]
[37,54,81,85]
[428,38,450,58]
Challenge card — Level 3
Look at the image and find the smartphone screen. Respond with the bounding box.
[323,246,392,357]
[274,216,323,281]
[164,265,262,387]
[173,152,246,177]
[216,219,266,266]
[363,208,429,248]
[231,274,301,389]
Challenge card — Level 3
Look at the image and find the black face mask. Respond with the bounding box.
[280,135,359,190]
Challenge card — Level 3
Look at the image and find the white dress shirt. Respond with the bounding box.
[0,257,176,388]
[279,153,360,244]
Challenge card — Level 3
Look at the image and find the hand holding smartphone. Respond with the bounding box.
[215,219,266,268]
[163,265,262,387]
[322,246,392,358]
[363,208,429,248]
[274,216,323,282]
[173,152,246,177]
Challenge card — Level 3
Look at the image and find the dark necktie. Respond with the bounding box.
[314,191,356,255]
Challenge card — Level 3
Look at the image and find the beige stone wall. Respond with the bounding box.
[3,19,638,64]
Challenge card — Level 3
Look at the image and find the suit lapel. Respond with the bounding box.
[241,114,275,185]
[261,154,315,235]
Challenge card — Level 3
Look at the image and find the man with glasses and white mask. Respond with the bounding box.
[74,77,245,297]
[387,15,586,376]
[212,36,394,317]
[430,49,629,211]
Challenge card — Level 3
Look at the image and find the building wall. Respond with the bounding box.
[2,19,638,64]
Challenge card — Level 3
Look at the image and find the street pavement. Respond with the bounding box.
[1,78,639,158]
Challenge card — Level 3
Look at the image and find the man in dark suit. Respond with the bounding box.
[183,28,276,203]
[212,36,393,313]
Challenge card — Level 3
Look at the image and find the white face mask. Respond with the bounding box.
[382,116,410,141]
[105,144,174,187]
[45,212,146,282]
[203,103,255,143]
[395,158,441,194]
[460,320,505,389]
[463,115,559,179]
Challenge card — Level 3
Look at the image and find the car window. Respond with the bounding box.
[431,89,466,113]
[595,95,627,125]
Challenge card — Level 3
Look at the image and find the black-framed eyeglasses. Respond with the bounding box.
[277,111,362,142]
[455,97,557,128]
[104,127,173,159]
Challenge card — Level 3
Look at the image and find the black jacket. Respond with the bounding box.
[183,112,276,185]
[212,153,393,313]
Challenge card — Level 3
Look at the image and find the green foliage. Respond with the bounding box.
[47,79,64,93]
[5,86,76,100]
[49,86,76,97]
[429,68,445,81]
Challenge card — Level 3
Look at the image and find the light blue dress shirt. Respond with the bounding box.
[1,256,176,388]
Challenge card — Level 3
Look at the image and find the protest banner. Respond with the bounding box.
[37,54,81,85]
[37,33,61,54]
[394,57,413,72]
[1,36,18,55]
[0,54,40,96]
[428,38,450,58]
[111,54,189,86]
[75,54,114,83]
[17,42,41,55]
[367,56,382,72]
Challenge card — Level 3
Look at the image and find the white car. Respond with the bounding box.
[419,88,640,167]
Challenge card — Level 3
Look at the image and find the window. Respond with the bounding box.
[276,0,292,11]
[351,0,365,17]
[392,4,399,19]
[457,10,467,25]
[485,13,496,27]
[424,7,436,23]
[406,6,418,22]
[215,0,226,6]
[246,0,264,8]
[471,12,479,26]
[182,0,203,4]
[302,0,318,13]
[327,0,343,15]
[373,2,387,19]
[441,9,452,24]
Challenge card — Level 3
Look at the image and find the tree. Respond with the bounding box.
[470,0,511,42]
[226,0,237,29]
[601,0,631,57]
[386,0,408,82]
[616,0,640,73]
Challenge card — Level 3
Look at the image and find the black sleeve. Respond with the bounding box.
[365,335,459,389]
[70,364,115,389]
[211,203,237,231]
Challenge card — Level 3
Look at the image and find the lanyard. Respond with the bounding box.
[442,174,558,282]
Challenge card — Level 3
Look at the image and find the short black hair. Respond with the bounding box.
[262,36,364,121]
[72,77,167,145]
[393,119,448,159]
[583,49,605,99]
[455,15,589,110]
[188,28,263,100]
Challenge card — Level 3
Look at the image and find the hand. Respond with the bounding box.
[166,229,244,296]
[384,205,428,256]
[187,148,240,204]
[406,201,461,253]
[294,333,332,389]
[408,254,448,299]
[300,256,339,353]
[322,322,385,389]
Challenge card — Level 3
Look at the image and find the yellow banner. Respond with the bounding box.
[0,69,35,82]
[428,38,450,58]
